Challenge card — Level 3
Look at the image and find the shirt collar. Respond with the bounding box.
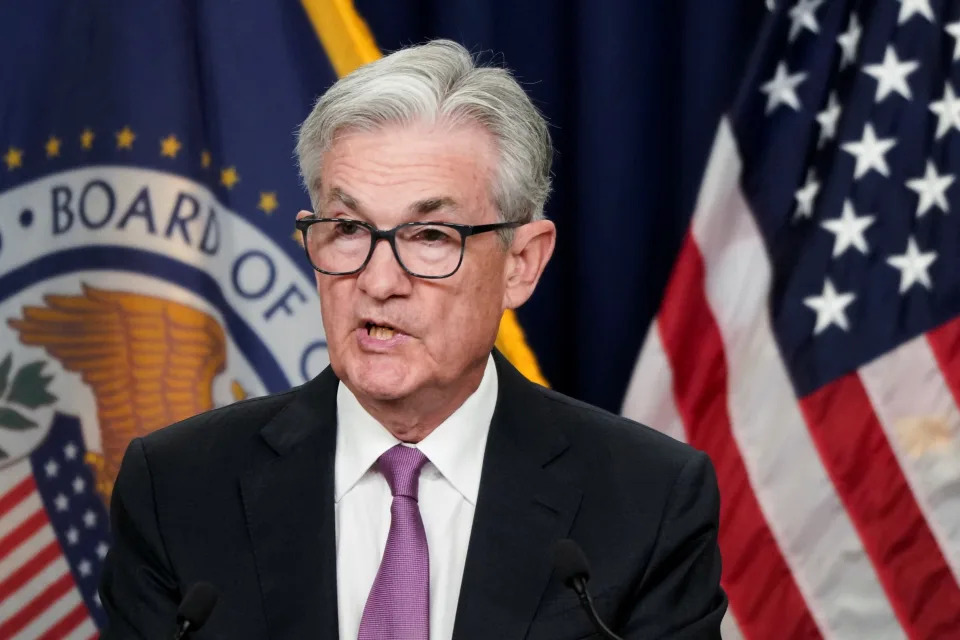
[334,354,498,505]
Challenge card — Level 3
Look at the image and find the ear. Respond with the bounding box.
[503,219,556,309]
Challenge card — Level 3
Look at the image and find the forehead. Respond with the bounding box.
[318,121,498,214]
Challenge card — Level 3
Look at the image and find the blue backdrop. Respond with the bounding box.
[0,0,765,413]
[356,0,766,411]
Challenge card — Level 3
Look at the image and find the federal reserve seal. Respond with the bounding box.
[0,165,327,504]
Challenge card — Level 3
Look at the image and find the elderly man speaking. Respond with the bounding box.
[100,40,726,639]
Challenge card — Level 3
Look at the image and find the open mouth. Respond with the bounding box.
[364,321,398,341]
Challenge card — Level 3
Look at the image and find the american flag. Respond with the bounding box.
[623,1,960,638]
[0,415,108,638]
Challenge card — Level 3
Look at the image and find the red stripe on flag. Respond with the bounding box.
[0,571,74,638]
[657,234,822,639]
[0,510,47,560]
[0,539,60,600]
[799,373,960,638]
[0,475,36,517]
[36,601,89,640]
[927,316,960,411]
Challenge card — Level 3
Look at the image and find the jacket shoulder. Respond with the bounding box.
[137,386,300,465]
[533,384,699,472]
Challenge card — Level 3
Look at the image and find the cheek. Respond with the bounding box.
[424,267,503,346]
[317,279,355,336]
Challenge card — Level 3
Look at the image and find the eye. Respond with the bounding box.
[416,228,449,242]
[409,225,459,244]
[334,220,363,236]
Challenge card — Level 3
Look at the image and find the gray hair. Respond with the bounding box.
[295,39,553,230]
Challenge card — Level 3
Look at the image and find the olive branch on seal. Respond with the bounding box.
[0,353,58,460]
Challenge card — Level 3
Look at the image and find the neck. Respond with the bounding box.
[352,358,488,443]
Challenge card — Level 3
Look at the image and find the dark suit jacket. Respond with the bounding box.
[100,350,726,639]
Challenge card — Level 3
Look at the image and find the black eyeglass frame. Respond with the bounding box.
[294,216,522,279]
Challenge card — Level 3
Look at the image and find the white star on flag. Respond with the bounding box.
[45,459,59,478]
[906,160,954,217]
[97,541,110,560]
[842,123,896,179]
[887,237,937,293]
[898,0,934,25]
[760,62,807,113]
[862,46,919,102]
[929,83,960,139]
[63,442,78,460]
[66,527,79,545]
[78,559,93,577]
[54,493,69,512]
[794,170,820,219]
[946,21,960,61]
[837,14,862,69]
[72,476,86,494]
[817,92,842,147]
[788,0,825,41]
[804,278,856,334]
[821,200,875,257]
[83,509,98,528]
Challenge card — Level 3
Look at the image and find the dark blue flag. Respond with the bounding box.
[0,2,347,633]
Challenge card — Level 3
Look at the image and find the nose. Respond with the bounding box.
[356,238,413,300]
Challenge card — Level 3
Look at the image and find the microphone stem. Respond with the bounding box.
[572,578,623,640]
[172,620,190,640]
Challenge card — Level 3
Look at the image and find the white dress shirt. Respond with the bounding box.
[334,355,498,640]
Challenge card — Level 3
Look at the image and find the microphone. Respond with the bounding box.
[551,539,623,640]
[172,582,220,640]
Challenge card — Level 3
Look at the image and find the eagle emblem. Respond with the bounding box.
[8,285,234,502]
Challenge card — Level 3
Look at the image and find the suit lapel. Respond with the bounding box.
[240,368,340,640]
[453,352,583,640]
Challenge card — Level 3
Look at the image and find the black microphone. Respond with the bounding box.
[551,539,623,640]
[172,582,220,640]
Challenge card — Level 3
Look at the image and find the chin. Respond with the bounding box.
[346,355,419,401]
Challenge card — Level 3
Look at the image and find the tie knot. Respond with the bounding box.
[377,445,428,499]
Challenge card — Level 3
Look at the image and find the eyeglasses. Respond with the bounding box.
[294,217,521,279]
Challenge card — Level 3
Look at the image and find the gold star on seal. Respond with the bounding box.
[160,134,182,159]
[80,128,95,150]
[3,147,23,170]
[45,136,61,158]
[220,166,240,189]
[201,150,212,169]
[116,126,136,150]
[258,192,279,214]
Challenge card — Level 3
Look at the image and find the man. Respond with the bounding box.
[100,39,726,639]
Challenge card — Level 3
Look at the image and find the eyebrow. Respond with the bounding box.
[324,187,361,212]
[323,188,458,218]
[408,197,457,216]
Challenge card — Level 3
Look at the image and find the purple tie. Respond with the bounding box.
[357,445,430,640]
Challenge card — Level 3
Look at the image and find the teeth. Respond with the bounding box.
[369,325,396,340]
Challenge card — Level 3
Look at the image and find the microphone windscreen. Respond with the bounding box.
[176,582,220,629]
[551,538,591,587]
